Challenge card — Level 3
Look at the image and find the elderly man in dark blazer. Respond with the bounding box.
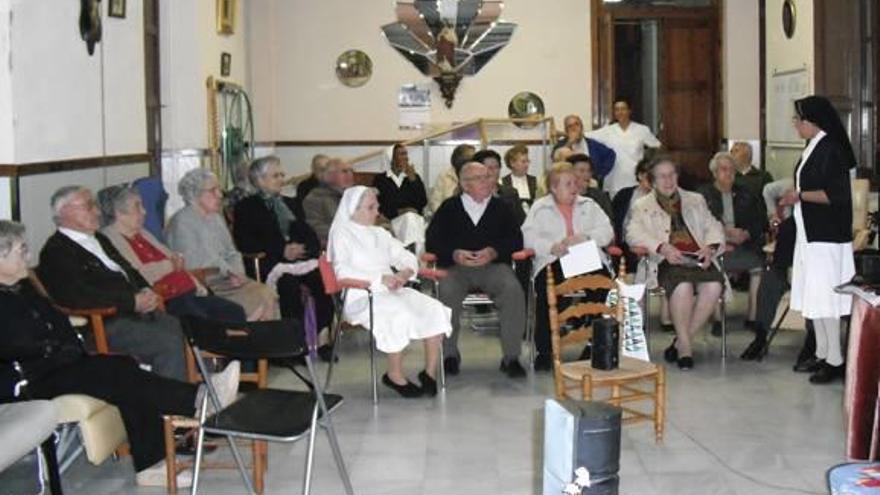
[37,185,187,381]
[426,162,526,379]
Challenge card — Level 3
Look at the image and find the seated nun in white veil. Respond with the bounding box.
[327,185,452,398]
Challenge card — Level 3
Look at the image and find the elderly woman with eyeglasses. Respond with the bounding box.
[0,220,240,487]
[625,157,725,370]
[98,185,246,322]
[522,162,614,371]
[166,168,278,321]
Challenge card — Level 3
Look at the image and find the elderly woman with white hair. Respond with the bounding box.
[697,152,767,357]
[522,162,614,371]
[166,168,278,321]
[328,186,452,398]
[98,184,247,322]
[626,157,725,370]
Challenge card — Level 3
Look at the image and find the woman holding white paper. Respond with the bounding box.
[625,157,725,370]
[522,163,614,371]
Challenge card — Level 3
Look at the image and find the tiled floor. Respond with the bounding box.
[2,294,844,494]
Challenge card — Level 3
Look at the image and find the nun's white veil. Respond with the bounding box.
[327,185,372,261]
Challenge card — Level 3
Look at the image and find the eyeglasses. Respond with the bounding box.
[201,186,222,195]
[2,242,29,259]
[66,200,98,210]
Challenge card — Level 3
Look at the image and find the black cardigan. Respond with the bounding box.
[796,138,853,243]
[697,183,767,251]
[425,195,523,268]
[0,280,86,398]
[38,231,150,314]
[232,194,321,281]
[372,172,428,219]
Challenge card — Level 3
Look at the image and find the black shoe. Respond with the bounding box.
[809,362,845,384]
[175,436,218,456]
[793,349,815,371]
[711,321,722,337]
[533,354,552,372]
[443,356,460,376]
[739,337,766,361]
[417,370,438,397]
[663,339,678,363]
[317,344,338,363]
[677,356,694,370]
[660,323,675,334]
[500,358,527,378]
[578,345,592,361]
[381,374,424,398]
[793,356,823,373]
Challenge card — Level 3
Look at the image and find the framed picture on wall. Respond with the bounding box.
[220,52,231,77]
[217,0,236,35]
[108,0,125,19]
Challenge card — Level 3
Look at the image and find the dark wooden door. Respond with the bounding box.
[659,17,718,188]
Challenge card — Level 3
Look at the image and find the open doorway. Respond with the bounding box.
[592,0,721,189]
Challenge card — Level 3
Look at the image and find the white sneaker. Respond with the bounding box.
[211,360,241,410]
[136,460,193,488]
[193,360,241,417]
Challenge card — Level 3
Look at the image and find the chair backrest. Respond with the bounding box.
[133,176,168,242]
[181,316,307,361]
[546,259,626,396]
[317,254,340,295]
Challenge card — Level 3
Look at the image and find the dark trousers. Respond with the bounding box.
[104,312,187,381]
[534,262,609,357]
[755,266,788,333]
[165,292,247,322]
[438,263,525,360]
[28,355,197,472]
[277,270,333,329]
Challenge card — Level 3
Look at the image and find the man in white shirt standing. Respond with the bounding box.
[37,185,187,380]
[588,100,662,197]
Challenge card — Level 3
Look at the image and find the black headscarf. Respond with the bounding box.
[794,95,857,169]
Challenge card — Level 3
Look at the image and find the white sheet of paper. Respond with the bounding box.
[559,240,603,278]
[617,280,646,302]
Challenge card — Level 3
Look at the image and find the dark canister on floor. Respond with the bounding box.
[592,317,620,370]
[543,399,622,495]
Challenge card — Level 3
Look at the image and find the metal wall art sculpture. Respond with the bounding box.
[381,0,516,108]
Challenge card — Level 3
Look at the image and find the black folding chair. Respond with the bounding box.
[182,296,353,495]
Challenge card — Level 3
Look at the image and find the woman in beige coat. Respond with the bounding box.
[625,158,725,370]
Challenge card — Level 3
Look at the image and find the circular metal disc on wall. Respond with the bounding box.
[508,92,545,128]
[335,50,373,87]
[782,0,796,39]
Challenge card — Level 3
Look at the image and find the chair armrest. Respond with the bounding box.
[512,249,535,261]
[337,278,371,290]
[55,306,117,318]
[241,252,266,260]
[607,245,623,257]
[418,268,448,281]
[189,267,220,285]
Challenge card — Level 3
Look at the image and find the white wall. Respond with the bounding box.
[722,0,760,142]
[0,1,14,163]
[764,0,814,179]
[247,0,592,142]
[160,0,248,151]
[7,0,145,163]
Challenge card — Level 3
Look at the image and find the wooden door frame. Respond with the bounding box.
[590,0,723,139]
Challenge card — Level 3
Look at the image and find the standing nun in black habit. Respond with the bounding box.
[778,95,857,384]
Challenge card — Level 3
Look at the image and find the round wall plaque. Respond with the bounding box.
[335,50,373,88]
